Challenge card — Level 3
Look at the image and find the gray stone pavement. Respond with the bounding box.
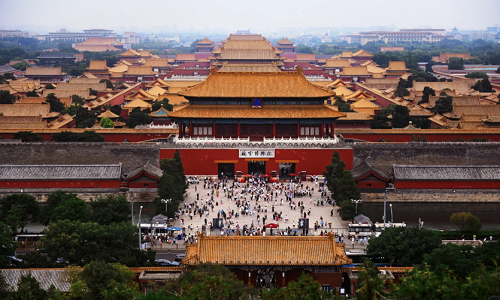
[169,179,350,237]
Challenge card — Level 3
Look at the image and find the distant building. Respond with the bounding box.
[73,38,125,52]
[380,47,404,52]
[37,53,82,66]
[37,28,116,42]
[0,30,30,38]
[340,29,453,45]
[24,67,69,83]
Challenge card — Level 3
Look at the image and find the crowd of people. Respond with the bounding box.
[160,175,346,243]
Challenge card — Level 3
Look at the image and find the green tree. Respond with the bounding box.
[10,274,48,300]
[51,131,104,142]
[296,44,314,54]
[12,61,30,71]
[151,99,174,112]
[126,107,153,128]
[390,265,462,300]
[157,150,188,217]
[0,222,17,268]
[0,90,16,104]
[262,272,329,300]
[333,97,353,112]
[99,79,113,89]
[417,86,436,105]
[450,211,482,234]
[448,57,464,70]
[395,78,410,97]
[392,105,410,128]
[71,94,85,105]
[100,117,114,128]
[0,194,40,233]
[472,78,493,92]
[26,90,39,97]
[180,262,256,300]
[13,131,44,142]
[110,104,122,117]
[75,105,97,128]
[44,93,65,112]
[465,72,489,79]
[323,151,346,196]
[432,92,453,114]
[51,196,90,223]
[367,227,442,266]
[356,260,386,300]
[68,260,138,300]
[42,220,155,266]
[422,243,476,279]
[323,151,361,220]
[41,190,75,225]
[90,195,130,226]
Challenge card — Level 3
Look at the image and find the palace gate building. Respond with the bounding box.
[161,67,353,176]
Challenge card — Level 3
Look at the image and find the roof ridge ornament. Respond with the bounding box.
[295,66,303,75]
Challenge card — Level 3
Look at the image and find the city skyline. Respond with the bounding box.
[0,0,499,35]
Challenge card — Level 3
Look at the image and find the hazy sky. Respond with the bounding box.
[1,0,499,35]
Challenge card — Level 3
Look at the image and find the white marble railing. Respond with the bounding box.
[173,136,250,144]
[135,123,178,129]
[172,135,339,145]
[263,136,339,144]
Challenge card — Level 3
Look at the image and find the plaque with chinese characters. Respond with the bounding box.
[239,149,275,158]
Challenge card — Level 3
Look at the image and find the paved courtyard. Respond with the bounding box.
[169,178,350,237]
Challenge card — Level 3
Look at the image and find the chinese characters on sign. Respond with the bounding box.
[239,149,275,158]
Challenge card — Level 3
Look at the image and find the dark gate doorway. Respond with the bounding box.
[279,163,296,177]
[218,163,235,178]
[248,161,266,175]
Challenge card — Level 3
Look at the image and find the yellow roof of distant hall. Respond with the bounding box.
[180,68,333,98]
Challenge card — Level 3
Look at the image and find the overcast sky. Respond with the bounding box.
[1,0,498,35]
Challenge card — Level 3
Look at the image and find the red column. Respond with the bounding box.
[189,123,192,138]
[179,121,183,138]
[282,270,286,287]
[272,124,276,138]
[213,123,216,137]
[237,123,241,138]
[331,123,335,138]
[248,270,252,285]
[297,124,300,137]
[320,123,324,137]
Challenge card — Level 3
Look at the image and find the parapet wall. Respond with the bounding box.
[0,143,160,172]
[352,142,500,174]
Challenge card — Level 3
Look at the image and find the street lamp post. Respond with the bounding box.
[389,204,393,226]
[130,192,134,225]
[351,199,362,214]
[383,192,386,228]
[161,199,172,215]
[138,206,143,250]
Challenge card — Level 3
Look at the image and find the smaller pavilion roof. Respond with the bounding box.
[98,109,119,119]
[123,98,152,109]
[126,160,162,180]
[150,107,170,117]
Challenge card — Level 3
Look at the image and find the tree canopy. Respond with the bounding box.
[367,227,442,266]
[41,219,155,266]
[0,90,16,104]
[0,194,40,233]
[157,150,188,218]
[449,211,482,234]
[44,93,65,113]
[13,131,43,142]
[0,222,17,268]
[51,131,104,142]
[90,195,130,226]
[126,107,152,128]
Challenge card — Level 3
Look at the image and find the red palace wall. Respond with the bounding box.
[357,180,387,189]
[160,148,353,175]
[395,180,500,189]
[0,132,171,143]
[0,180,121,189]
